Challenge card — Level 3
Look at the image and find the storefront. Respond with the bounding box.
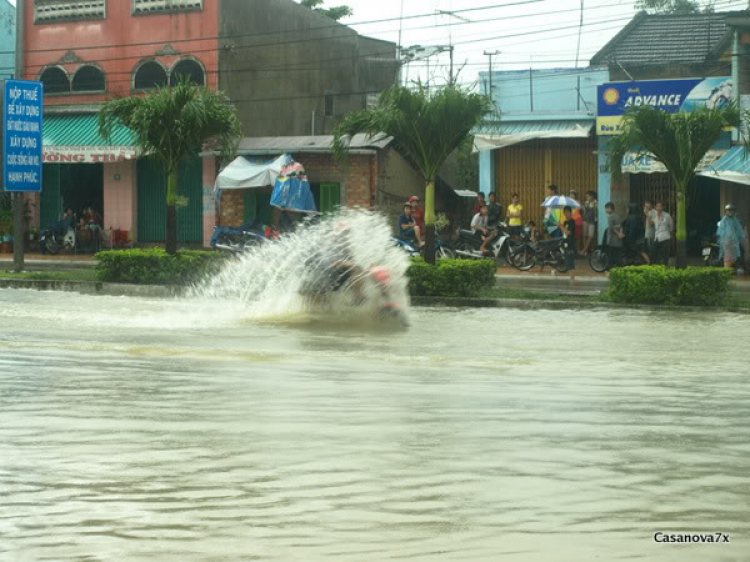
[38,113,205,247]
[475,121,598,228]
[596,77,733,251]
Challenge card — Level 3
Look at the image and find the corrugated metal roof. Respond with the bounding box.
[235,134,392,154]
[591,12,731,67]
[44,114,137,147]
[699,146,750,186]
[492,120,593,135]
[474,120,593,151]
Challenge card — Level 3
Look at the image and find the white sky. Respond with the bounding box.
[339,0,747,88]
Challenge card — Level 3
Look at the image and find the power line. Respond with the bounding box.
[1,0,551,57]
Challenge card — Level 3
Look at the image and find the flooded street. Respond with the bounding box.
[1,288,749,561]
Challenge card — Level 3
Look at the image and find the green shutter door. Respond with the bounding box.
[320,183,340,214]
[138,156,203,243]
[40,164,62,230]
[176,156,203,243]
[244,191,257,222]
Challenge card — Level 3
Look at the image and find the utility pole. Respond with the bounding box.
[437,9,469,86]
[484,50,500,99]
[13,0,25,273]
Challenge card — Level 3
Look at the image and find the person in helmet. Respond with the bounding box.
[717,204,745,270]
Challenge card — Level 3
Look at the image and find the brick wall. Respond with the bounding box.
[220,190,244,226]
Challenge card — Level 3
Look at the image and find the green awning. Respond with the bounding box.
[43,114,139,163]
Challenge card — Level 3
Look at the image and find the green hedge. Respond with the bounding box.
[408,258,496,297]
[96,248,224,285]
[609,265,731,306]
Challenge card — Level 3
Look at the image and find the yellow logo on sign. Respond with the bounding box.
[603,88,620,105]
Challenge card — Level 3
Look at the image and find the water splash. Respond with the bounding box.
[190,209,412,326]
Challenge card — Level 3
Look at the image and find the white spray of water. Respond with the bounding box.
[189,209,412,326]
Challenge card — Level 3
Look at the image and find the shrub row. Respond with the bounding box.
[408,258,496,298]
[95,248,224,285]
[609,265,731,306]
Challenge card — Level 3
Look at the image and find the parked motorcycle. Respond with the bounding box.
[589,229,649,272]
[211,220,267,254]
[40,217,76,255]
[455,222,522,266]
[391,236,455,259]
[511,237,568,272]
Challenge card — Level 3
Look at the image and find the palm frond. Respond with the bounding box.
[332,84,492,182]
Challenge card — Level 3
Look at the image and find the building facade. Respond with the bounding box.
[0,0,14,82]
[476,66,609,229]
[591,11,735,251]
[18,0,397,246]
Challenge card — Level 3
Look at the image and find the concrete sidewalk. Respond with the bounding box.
[0,254,96,271]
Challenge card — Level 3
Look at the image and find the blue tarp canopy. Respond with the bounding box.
[699,146,750,187]
[271,176,318,214]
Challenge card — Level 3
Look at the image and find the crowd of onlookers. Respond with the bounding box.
[395,185,747,274]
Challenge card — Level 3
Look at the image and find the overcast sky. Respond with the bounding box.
[339,0,747,88]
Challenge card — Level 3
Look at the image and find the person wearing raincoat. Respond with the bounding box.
[717,204,746,269]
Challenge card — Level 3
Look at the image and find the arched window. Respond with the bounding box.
[72,65,105,92]
[133,61,167,90]
[39,67,70,94]
[169,59,205,87]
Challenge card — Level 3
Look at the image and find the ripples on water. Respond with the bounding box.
[1,289,750,561]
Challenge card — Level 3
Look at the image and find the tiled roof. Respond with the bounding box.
[591,12,732,67]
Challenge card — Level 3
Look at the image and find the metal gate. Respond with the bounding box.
[40,164,62,230]
[137,156,203,243]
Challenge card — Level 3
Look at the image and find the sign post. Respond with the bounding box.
[3,80,44,273]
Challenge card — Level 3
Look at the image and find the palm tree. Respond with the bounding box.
[609,103,739,268]
[99,79,241,254]
[333,85,493,264]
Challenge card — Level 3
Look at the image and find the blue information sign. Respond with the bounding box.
[3,80,44,192]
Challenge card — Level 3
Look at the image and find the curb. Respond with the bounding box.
[0,279,181,298]
[410,296,750,315]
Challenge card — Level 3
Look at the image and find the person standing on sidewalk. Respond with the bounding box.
[605,202,624,269]
[580,191,597,256]
[643,200,656,262]
[507,193,523,237]
[544,185,563,239]
[562,205,576,287]
[652,202,673,266]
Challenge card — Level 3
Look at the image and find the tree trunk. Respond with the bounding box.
[675,186,687,269]
[424,180,436,265]
[166,169,178,255]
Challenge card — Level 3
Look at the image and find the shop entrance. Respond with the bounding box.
[629,173,720,256]
[40,163,104,229]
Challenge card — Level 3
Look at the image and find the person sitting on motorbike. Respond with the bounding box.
[472,204,492,254]
[398,203,423,247]
[717,204,745,270]
[526,221,540,246]
[487,192,503,228]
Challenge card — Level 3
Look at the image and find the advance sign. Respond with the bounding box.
[3,80,44,193]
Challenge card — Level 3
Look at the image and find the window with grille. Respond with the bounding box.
[72,65,105,92]
[134,61,168,90]
[169,59,205,87]
[34,1,106,23]
[132,0,202,15]
[324,92,335,117]
[40,67,70,94]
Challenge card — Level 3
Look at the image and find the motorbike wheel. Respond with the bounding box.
[456,242,475,258]
[552,251,568,273]
[512,246,536,271]
[218,235,243,252]
[45,238,61,255]
[589,249,609,273]
[437,246,456,260]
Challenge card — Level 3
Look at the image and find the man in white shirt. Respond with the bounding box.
[652,202,673,266]
[471,204,491,253]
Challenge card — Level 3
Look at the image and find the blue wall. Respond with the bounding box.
[0,0,15,82]
[479,67,609,119]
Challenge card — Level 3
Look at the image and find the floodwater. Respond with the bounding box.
[1,289,749,561]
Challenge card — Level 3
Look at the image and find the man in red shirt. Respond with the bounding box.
[409,195,425,234]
